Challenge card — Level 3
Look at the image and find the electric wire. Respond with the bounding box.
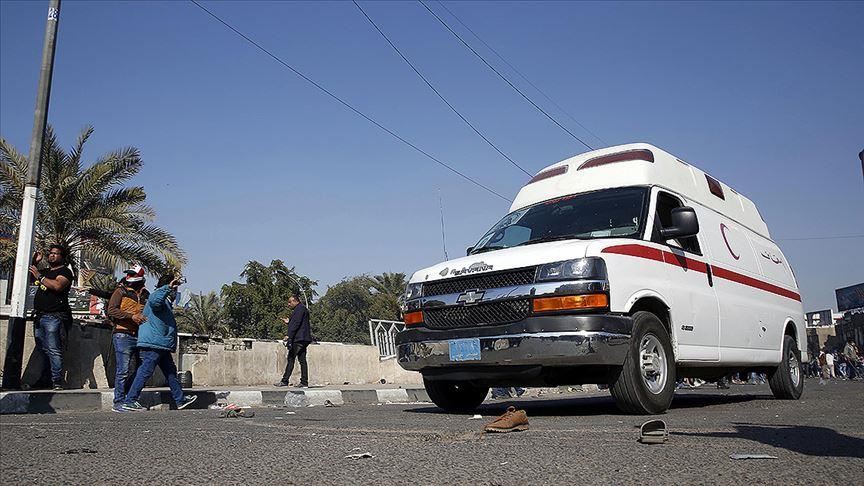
[352,1,532,177]
[419,0,594,151]
[188,0,512,202]
[435,0,607,147]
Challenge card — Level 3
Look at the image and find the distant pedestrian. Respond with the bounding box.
[275,295,312,388]
[824,351,836,379]
[29,245,74,390]
[106,265,149,412]
[843,339,860,380]
[122,273,197,412]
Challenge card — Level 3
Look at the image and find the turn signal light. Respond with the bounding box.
[403,311,424,326]
[532,294,609,313]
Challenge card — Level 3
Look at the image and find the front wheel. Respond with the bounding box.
[609,311,676,415]
[423,377,489,413]
[768,335,804,400]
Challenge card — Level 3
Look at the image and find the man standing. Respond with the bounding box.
[29,245,74,390]
[824,350,836,379]
[275,295,312,388]
[106,265,149,412]
[122,273,197,411]
[843,339,860,380]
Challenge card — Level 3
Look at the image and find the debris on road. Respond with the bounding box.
[345,452,374,460]
[61,448,97,455]
[285,411,296,415]
[219,404,255,418]
[484,406,529,433]
[324,399,338,407]
[638,419,668,444]
[729,453,778,460]
[469,414,483,420]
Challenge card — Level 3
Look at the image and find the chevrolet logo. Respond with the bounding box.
[456,289,485,305]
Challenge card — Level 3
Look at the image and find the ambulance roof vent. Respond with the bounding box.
[577,149,654,171]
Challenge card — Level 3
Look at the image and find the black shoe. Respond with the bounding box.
[297,383,309,388]
[274,382,289,387]
[52,384,64,391]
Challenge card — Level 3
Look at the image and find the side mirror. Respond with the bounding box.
[660,207,699,240]
[466,246,474,256]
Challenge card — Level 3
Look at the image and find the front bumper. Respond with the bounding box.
[396,314,632,371]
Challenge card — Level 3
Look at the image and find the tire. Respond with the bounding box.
[768,334,804,400]
[609,311,676,415]
[423,377,489,413]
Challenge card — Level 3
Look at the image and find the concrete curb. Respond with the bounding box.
[0,387,429,414]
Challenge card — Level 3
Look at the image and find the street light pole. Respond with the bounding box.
[3,0,61,390]
[859,149,863,187]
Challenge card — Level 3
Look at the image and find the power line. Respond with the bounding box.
[352,1,532,177]
[188,0,511,203]
[435,0,607,147]
[776,235,864,242]
[419,0,594,151]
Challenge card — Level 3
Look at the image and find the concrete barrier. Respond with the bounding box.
[1,318,422,389]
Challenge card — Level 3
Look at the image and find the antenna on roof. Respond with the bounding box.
[438,189,449,261]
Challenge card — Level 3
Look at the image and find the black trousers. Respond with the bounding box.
[281,342,309,385]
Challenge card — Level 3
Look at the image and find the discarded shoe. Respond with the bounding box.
[484,406,529,433]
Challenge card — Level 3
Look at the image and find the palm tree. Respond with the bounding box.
[0,125,185,276]
[367,272,407,299]
[175,291,229,337]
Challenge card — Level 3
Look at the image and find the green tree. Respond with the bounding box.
[0,125,185,275]
[175,291,229,337]
[313,272,406,344]
[221,260,317,339]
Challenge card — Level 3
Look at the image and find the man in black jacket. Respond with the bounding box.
[275,295,312,387]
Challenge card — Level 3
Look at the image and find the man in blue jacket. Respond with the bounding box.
[121,274,197,411]
[274,295,312,387]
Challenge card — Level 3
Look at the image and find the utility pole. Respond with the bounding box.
[3,0,61,390]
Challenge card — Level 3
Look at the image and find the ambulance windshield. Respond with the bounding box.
[471,187,649,254]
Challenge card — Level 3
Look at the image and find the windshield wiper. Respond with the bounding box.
[470,245,506,255]
[516,234,583,247]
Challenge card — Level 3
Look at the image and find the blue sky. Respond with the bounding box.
[1,1,861,311]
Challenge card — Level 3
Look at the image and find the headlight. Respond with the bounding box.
[536,257,607,282]
[404,282,423,300]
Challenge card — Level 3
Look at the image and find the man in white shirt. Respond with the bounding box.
[825,351,836,379]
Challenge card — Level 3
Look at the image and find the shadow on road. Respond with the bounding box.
[675,423,864,458]
[405,392,763,417]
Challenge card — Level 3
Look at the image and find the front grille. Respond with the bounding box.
[424,267,536,297]
[424,299,531,330]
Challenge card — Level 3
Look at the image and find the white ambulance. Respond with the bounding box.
[397,143,805,414]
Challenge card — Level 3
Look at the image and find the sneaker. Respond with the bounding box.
[295,383,309,389]
[484,406,529,433]
[121,401,147,412]
[177,395,198,410]
[273,382,289,387]
[112,404,129,413]
[52,384,64,391]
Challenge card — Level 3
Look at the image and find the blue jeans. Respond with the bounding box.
[34,313,67,385]
[112,333,138,404]
[125,349,184,405]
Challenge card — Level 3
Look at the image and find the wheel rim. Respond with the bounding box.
[788,350,801,387]
[639,333,668,394]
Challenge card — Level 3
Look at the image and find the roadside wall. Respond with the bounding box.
[0,319,421,388]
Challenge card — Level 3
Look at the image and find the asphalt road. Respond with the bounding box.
[2,379,862,485]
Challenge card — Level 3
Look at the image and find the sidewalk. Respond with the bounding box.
[0,384,430,414]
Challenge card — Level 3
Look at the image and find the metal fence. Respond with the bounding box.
[368,319,405,360]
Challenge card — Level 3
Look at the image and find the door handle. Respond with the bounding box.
[706,264,714,287]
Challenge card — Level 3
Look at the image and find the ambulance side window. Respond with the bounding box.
[653,192,702,255]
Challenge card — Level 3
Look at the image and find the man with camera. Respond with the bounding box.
[29,245,74,390]
[274,295,312,388]
[122,273,197,411]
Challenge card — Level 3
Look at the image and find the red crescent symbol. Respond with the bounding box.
[720,223,740,260]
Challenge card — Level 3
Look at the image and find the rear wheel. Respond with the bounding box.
[423,377,489,413]
[610,311,676,415]
[768,334,804,400]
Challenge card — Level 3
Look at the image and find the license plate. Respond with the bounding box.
[448,338,481,362]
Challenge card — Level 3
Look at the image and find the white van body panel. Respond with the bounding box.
[404,143,806,369]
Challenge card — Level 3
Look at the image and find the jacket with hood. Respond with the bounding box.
[136,285,178,352]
